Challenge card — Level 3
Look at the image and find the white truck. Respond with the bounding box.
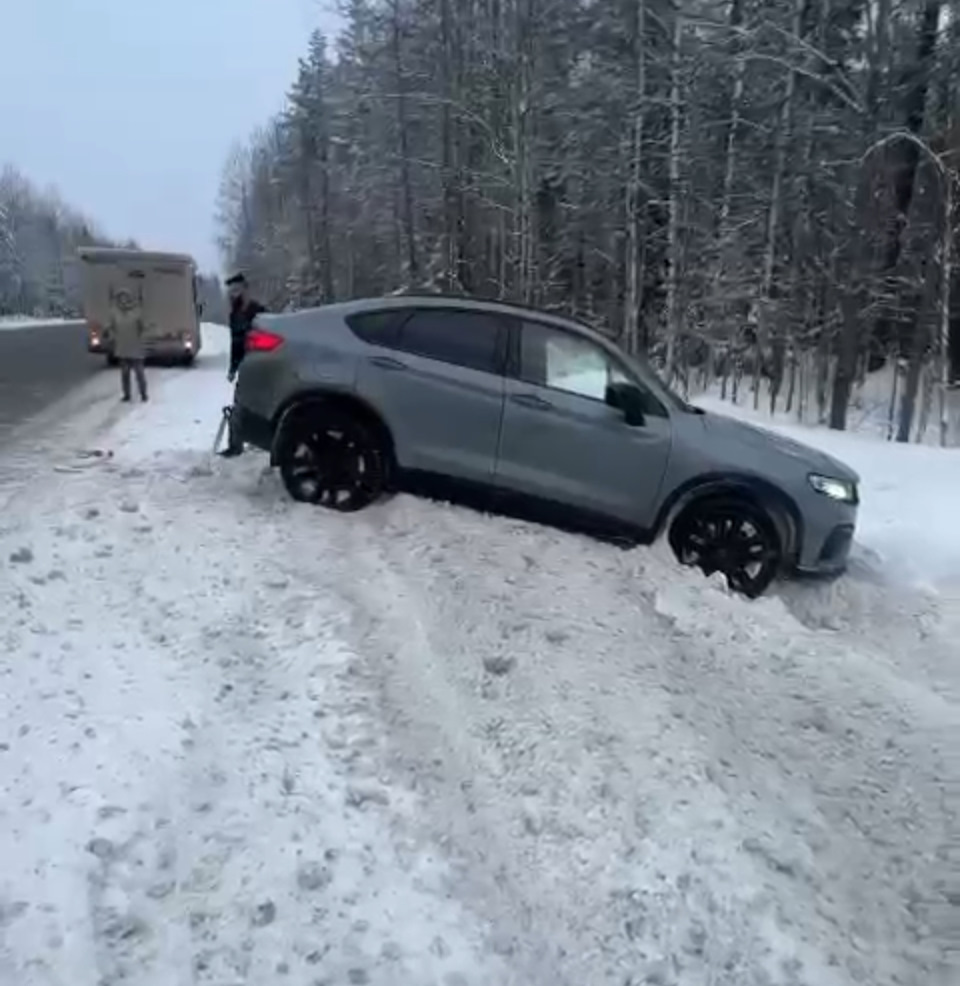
[77,247,203,365]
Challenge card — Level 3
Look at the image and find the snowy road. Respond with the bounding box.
[0,323,957,985]
[0,320,98,443]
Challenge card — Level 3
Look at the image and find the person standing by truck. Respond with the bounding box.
[220,272,266,456]
[110,287,148,402]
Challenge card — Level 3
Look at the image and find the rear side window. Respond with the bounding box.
[345,309,404,346]
[395,309,504,374]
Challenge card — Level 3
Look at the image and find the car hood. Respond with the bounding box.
[697,410,860,483]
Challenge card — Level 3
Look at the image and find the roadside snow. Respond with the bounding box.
[695,395,960,590]
[694,364,960,446]
[0,316,83,331]
[0,328,956,985]
[0,324,511,986]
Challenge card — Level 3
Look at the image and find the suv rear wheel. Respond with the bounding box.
[668,496,782,598]
[276,405,387,512]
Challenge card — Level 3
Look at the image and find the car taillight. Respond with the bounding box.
[246,327,284,353]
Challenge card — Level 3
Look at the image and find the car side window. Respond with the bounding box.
[396,308,504,374]
[345,309,404,347]
[519,320,630,401]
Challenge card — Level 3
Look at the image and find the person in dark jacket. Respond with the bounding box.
[220,272,266,457]
[225,272,266,382]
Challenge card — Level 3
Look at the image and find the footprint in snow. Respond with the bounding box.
[251,900,276,927]
[345,784,390,809]
[296,861,333,892]
[0,900,29,927]
[483,654,516,676]
[86,837,119,861]
[9,547,33,564]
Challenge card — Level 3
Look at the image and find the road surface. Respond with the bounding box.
[0,319,99,442]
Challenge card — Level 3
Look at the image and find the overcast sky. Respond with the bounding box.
[0,0,340,274]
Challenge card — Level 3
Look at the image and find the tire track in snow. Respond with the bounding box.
[289,493,958,986]
[292,500,817,984]
[0,448,515,986]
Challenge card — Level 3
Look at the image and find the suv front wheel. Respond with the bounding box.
[275,404,388,512]
[668,496,783,598]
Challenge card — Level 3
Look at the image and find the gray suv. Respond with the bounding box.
[231,295,859,597]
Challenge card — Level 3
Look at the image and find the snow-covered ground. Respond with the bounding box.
[693,361,960,447]
[0,315,83,331]
[0,326,957,986]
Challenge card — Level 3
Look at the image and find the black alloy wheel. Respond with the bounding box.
[278,408,386,512]
[668,497,782,598]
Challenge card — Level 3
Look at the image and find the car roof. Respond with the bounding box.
[300,294,618,350]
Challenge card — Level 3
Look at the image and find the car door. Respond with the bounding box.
[354,306,508,484]
[494,319,673,528]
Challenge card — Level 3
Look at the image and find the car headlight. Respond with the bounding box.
[808,473,858,504]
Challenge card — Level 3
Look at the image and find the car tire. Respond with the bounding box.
[667,495,783,598]
[106,354,118,367]
[276,404,388,512]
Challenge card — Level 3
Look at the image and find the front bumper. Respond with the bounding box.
[791,479,858,577]
[793,522,855,578]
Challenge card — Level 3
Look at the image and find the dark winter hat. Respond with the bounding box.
[224,272,247,286]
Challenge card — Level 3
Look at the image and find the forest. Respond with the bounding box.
[0,165,227,327]
[216,0,960,442]
[0,165,121,319]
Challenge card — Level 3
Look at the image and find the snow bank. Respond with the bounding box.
[694,364,960,447]
[0,329,956,985]
[0,315,84,332]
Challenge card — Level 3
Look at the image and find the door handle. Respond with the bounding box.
[368,355,407,371]
[511,392,552,410]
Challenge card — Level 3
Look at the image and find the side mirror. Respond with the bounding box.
[605,382,646,427]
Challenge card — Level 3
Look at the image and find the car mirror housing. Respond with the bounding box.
[605,382,646,427]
